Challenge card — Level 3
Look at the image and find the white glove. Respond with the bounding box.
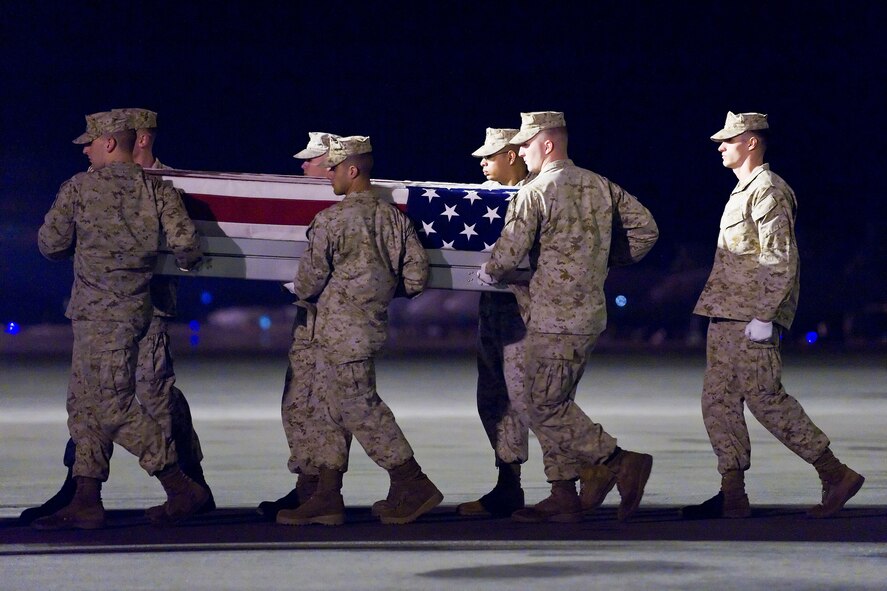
[282,281,296,294]
[476,263,496,286]
[744,318,773,342]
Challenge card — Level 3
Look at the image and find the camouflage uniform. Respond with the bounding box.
[486,159,659,481]
[38,162,201,480]
[476,179,531,466]
[293,189,429,471]
[694,164,829,474]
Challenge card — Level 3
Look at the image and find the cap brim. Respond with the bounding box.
[72,132,95,145]
[471,143,506,158]
[710,129,742,142]
[509,127,539,145]
[293,148,325,159]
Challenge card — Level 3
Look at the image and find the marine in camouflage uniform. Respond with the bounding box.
[457,128,531,518]
[20,108,213,525]
[275,136,443,526]
[482,112,660,523]
[683,111,864,519]
[32,111,208,530]
[257,131,350,520]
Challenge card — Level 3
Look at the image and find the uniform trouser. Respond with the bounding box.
[702,319,830,474]
[476,292,529,465]
[135,316,204,474]
[282,342,351,475]
[308,349,413,472]
[524,332,617,482]
[68,320,175,481]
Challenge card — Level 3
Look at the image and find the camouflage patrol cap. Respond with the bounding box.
[710,111,769,142]
[114,108,158,130]
[509,111,567,145]
[72,110,130,144]
[471,128,519,158]
[323,135,372,168]
[293,131,341,159]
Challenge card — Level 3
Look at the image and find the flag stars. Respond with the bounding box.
[440,204,459,221]
[460,223,478,240]
[441,240,455,250]
[463,190,482,205]
[422,189,440,202]
[482,206,501,223]
[421,221,436,235]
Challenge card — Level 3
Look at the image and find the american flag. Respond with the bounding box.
[149,169,519,291]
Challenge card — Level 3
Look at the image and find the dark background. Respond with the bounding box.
[2,2,884,347]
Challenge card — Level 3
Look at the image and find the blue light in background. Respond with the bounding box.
[5,321,20,335]
[190,334,200,347]
[200,290,213,305]
[259,315,272,331]
[189,320,200,332]
[615,295,628,308]
[805,331,818,344]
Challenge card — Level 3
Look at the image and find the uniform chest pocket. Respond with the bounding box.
[719,208,758,255]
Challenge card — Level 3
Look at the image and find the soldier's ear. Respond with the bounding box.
[105,135,118,153]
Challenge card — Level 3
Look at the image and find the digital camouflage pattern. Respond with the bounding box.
[72,110,130,144]
[701,319,830,474]
[693,164,799,328]
[293,131,340,159]
[294,189,428,363]
[292,187,428,471]
[710,111,769,142]
[485,159,659,336]
[484,157,658,481]
[471,127,519,158]
[509,111,567,145]
[476,291,529,465]
[39,162,202,479]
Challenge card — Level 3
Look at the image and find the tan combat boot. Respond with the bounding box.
[257,472,319,519]
[457,462,524,517]
[681,469,751,519]
[147,465,210,525]
[277,468,345,526]
[375,457,443,525]
[31,476,105,530]
[808,449,865,518]
[603,447,653,521]
[579,464,617,514]
[511,480,583,523]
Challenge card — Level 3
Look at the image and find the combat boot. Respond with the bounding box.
[19,467,77,525]
[277,468,345,526]
[147,465,210,525]
[681,470,751,519]
[511,480,583,523]
[603,447,653,521]
[579,464,617,514]
[457,462,524,517]
[183,462,216,514]
[31,477,105,530]
[375,457,443,525]
[808,449,865,518]
[258,473,319,519]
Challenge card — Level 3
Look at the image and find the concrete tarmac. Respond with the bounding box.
[1,350,885,590]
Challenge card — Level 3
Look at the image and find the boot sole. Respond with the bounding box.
[618,454,653,522]
[276,513,345,526]
[808,474,865,518]
[31,517,106,531]
[379,491,444,525]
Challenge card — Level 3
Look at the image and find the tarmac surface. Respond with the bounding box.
[1,350,885,590]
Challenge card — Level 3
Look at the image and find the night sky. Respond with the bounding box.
[2,2,884,341]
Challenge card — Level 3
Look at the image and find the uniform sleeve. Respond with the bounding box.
[38,179,78,261]
[155,180,202,270]
[486,186,541,282]
[399,219,429,297]
[293,218,333,302]
[608,181,659,267]
[752,187,798,322]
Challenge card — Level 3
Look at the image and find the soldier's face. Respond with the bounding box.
[718,134,751,169]
[83,137,106,170]
[518,135,544,173]
[480,150,509,182]
[302,154,330,178]
[328,162,350,195]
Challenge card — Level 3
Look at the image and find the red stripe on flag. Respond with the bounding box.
[183,193,336,225]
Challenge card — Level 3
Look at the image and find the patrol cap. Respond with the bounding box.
[710,111,769,142]
[293,131,340,159]
[323,135,372,168]
[471,128,519,158]
[72,111,130,144]
[114,108,158,130]
[509,111,567,145]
